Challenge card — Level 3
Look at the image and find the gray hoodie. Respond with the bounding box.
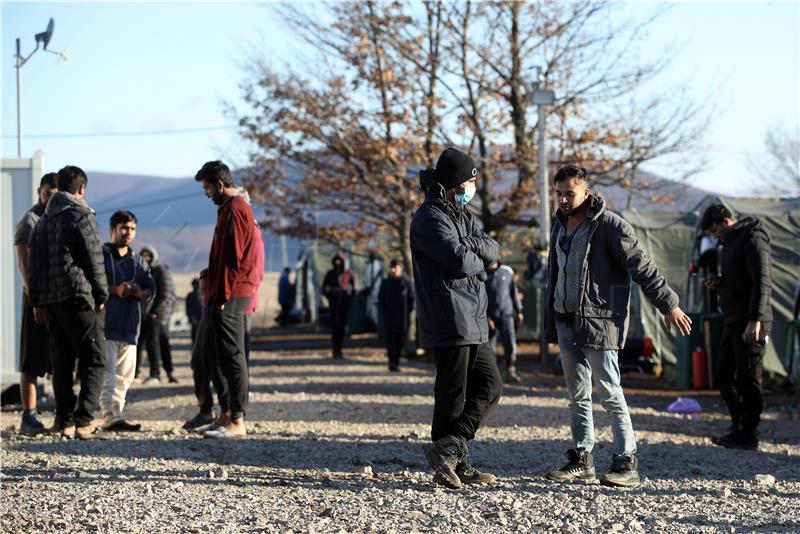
[545,195,679,350]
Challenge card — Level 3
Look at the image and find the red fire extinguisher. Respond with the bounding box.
[692,346,709,389]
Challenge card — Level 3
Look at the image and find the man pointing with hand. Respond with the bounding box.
[544,165,692,488]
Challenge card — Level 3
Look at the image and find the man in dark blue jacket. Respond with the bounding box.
[411,147,502,489]
[378,259,415,372]
[485,261,524,383]
[100,211,156,431]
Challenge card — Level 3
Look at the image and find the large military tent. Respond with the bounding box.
[621,195,800,376]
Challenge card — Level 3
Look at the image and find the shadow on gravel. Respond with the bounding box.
[6,433,799,484]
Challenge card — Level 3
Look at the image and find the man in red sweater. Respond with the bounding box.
[194,160,260,439]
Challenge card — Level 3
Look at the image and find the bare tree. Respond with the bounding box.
[234,0,711,261]
[747,125,800,196]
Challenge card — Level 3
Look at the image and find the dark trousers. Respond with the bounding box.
[244,313,253,364]
[192,309,227,415]
[716,321,766,431]
[45,299,106,428]
[430,342,503,442]
[489,314,518,368]
[190,320,200,346]
[137,316,161,378]
[159,327,174,373]
[207,298,251,420]
[331,304,349,355]
[386,330,407,368]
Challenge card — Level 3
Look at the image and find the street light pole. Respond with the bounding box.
[530,67,555,362]
[16,38,23,158]
[14,18,67,159]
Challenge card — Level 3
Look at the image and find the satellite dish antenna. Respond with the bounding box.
[35,18,54,49]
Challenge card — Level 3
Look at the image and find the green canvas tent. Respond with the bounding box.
[621,195,800,377]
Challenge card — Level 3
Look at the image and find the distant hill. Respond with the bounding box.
[84,168,710,272]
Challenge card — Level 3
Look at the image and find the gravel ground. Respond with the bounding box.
[2,339,799,534]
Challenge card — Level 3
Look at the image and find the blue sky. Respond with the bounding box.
[2,1,798,195]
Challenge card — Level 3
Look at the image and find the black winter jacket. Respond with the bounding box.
[141,245,176,325]
[378,274,415,332]
[411,175,499,348]
[27,192,108,308]
[546,195,679,350]
[717,217,773,325]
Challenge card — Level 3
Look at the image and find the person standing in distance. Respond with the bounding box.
[485,260,524,383]
[13,172,58,435]
[378,259,415,372]
[545,165,692,487]
[411,147,503,489]
[700,203,772,450]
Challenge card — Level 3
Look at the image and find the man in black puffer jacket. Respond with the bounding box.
[28,165,108,439]
[411,147,502,489]
[701,204,773,450]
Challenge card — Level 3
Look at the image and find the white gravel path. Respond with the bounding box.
[2,343,799,533]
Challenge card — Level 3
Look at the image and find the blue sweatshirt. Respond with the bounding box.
[102,243,156,344]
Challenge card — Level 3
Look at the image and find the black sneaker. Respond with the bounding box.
[423,435,463,489]
[547,449,596,481]
[600,455,641,487]
[183,413,216,430]
[103,418,142,432]
[712,429,759,451]
[167,373,179,384]
[506,366,522,383]
[19,410,46,436]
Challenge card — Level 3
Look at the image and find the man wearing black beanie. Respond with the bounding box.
[411,147,503,489]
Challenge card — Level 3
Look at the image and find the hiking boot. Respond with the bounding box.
[456,456,497,485]
[19,410,46,436]
[600,455,641,488]
[506,366,522,383]
[423,435,463,489]
[712,429,759,451]
[547,449,596,482]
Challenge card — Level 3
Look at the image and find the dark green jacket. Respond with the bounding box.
[546,195,679,350]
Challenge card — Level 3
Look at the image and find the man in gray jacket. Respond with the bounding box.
[28,165,109,439]
[485,261,524,383]
[545,165,692,487]
[411,148,503,489]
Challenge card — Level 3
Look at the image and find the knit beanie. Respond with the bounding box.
[434,148,477,190]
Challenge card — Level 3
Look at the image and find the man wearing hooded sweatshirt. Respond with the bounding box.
[136,245,177,383]
[322,252,356,359]
[545,165,692,487]
[100,211,156,431]
[411,147,503,489]
[700,204,773,450]
[27,165,109,439]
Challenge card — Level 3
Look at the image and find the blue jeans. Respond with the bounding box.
[555,321,637,458]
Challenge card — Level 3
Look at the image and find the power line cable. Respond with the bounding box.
[2,125,237,140]
[94,191,201,215]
